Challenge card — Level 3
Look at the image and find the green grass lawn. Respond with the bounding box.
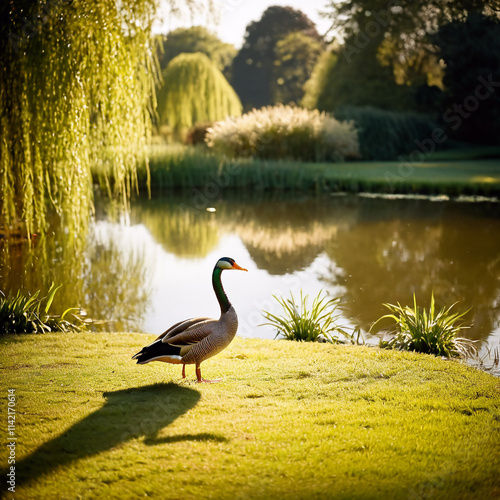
[1,333,499,499]
[311,159,500,196]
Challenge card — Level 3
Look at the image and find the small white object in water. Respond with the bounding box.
[206,207,216,212]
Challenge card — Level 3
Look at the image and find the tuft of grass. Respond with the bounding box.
[371,293,475,358]
[0,284,86,334]
[261,290,359,344]
[1,333,499,499]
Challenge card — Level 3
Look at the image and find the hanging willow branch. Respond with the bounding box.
[0,0,159,237]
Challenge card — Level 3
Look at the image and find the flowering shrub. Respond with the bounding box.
[205,105,360,162]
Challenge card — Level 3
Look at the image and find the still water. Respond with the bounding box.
[1,192,499,360]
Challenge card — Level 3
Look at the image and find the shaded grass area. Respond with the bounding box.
[134,146,500,197]
[1,333,499,499]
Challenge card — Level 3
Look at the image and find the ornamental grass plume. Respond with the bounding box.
[205,104,360,162]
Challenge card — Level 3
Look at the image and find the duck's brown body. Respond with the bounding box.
[132,258,246,382]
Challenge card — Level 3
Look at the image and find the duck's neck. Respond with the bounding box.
[212,267,231,315]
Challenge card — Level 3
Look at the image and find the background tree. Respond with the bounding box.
[157,26,236,78]
[432,13,500,145]
[323,0,500,68]
[231,6,320,110]
[301,51,338,109]
[272,32,324,105]
[157,52,242,136]
[319,0,500,113]
[312,36,414,112]
[0,0,213,237]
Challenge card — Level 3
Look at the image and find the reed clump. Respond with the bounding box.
[0,284,86,335]
[371,293,475,357]
[261,290,361,344]
[134,145,500,196]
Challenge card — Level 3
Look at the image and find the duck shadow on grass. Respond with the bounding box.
[5,383,226,491]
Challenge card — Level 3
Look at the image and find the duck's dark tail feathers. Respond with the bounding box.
[132,339,182,364]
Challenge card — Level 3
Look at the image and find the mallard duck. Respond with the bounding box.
[132,257,247,383]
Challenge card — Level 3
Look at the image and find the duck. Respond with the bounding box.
[132,257,247,383]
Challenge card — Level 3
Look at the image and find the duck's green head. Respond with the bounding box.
[215,257,248,272]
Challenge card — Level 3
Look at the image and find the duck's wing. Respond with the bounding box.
[133,317,216,363]
[155,317,213,342]
[164,318,218,347]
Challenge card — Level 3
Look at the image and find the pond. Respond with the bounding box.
[1,192,499,365]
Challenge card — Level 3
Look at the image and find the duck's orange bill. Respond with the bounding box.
[232,262,248,271]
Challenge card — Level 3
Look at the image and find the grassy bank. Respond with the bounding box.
[133,146,500,197]
[1,333,499,499]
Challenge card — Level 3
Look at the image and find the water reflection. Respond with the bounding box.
[1,193,499,356]
[0,220,153,332]
[131,198,220,258]
[221,196,357,274]
[319,196,500,342]
[83,223,154,330]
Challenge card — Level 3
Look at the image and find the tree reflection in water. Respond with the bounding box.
[319,196,500,342]
[216,194,500,345]
[0,220,153,332]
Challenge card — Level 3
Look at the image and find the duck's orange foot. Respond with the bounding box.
[195,377,223,384]
[195,366,223,383]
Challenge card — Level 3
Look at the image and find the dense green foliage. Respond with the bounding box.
[0,284,86,334]
[157,26,236,78]
[334,106,438,160]
[231,6,320,110]
[372,294,474,358]
[205,105,360,162]
[312,40,415,112]
[301,51,338,109]
[157,53,241,136]
[0,0,158,236]
[323,0,498,85]
[432,13,500,145]
[2,333,499,498]
[272,32,324,105]
[316,0,500,146]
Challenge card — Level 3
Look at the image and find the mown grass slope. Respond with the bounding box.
[1,333,499,499]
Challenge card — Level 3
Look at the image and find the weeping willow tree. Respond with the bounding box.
[157,52,242,136]
[0,0,160,237]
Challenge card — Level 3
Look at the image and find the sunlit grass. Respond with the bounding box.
[1,333,499,499]
[371,293,475,358]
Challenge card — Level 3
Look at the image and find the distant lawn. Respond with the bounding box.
[130,145,500,197]
[1,333,499,499]
[305,159,500,196]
